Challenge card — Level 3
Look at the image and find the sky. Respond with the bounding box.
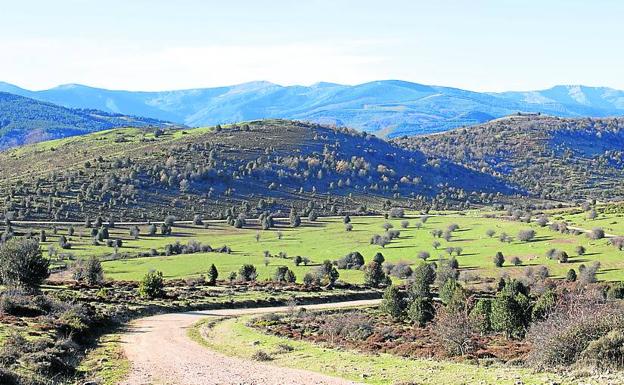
[1,0,622,92]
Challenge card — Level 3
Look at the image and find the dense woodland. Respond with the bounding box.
[394,114,624,201]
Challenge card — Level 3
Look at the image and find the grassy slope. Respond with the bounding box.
[30,212,624,283]
[190,316,565,385]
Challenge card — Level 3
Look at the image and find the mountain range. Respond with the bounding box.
[2,80,624,138]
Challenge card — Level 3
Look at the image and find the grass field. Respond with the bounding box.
[21,212,624,284]
[190,316,569,385]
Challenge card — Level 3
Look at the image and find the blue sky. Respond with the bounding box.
[1,0,622,91]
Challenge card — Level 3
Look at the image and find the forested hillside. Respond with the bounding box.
[394,115,624,201]
[0,120,517,222]
[0,92,175,149]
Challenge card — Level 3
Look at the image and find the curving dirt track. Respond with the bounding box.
[119,299,380,385]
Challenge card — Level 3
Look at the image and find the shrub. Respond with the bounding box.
[575,245,586,256]
[566,269,577,282]
[517,229,536,242]
[578,329,624,371]
[315,260,339,287]
[164,215,176,227]
[493,252,505,267]
[274,266,296,283]
[526,292,624,370]
[410,263,435,297]
[532,289,557,320]
[0,238,49,292]
[335,251,365,270]
[579,261,600,284]
[138,270,165,298]
[417,251,430,261]
[470,299,491,334]
[207,264,218,285]
[238,264,258,282]
[372,252,385,264]
[432,305,476,356]
[510,256,522,266]
[486,229,496,237]
[251,350,272,361]
[364,261,389,288]
[490,292,526,339]
[556,250,569,263]
[71,256,104,285]
[439,278,459,306]
[407,296,434,327]
[588,227,605,240]
[390,262,412,279]
[381,285,404,320]
[607,283,624,300]
[303,272,319,286]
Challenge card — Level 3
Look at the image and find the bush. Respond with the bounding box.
[510,256,522,266]
[335,251,365,270]
[493,252,505,267]
[578,329,624,371]
[469,299,491,334]
[566,269,577,282]
[432,305,476,356]
[207,264,218,285]
[363,261,389,288]
[575,245,586,255]
[527,292,624,370]
[490,292,527,339]
[532,289,557,320]
[517,229,536,242]
[607,283,624,300]
[251,350,272,361]
[273,266,296,283]
[315,260,339,287]
[72,256,104,285]
[238,264,258,282]
[407,296,434,327]
[381,285,404,320]
[138,270,165,298]
[0,238,49,292]
[588,227,605,240]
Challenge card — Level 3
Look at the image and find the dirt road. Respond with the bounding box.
[119,299,380,385]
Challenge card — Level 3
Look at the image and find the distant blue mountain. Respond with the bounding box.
[2,80,623,137]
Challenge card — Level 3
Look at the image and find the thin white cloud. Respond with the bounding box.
[0,37,391,91]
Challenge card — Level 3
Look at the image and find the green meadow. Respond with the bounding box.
[25,212,624,283]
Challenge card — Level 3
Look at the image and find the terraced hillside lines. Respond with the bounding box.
[0,120,515,222]
[394,115,624,201]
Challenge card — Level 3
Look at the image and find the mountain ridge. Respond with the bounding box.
[3,80,624,137]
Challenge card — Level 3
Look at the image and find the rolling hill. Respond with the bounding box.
[0,92,177,149]
[393,114,624,201]
[3,81,624,137]
[0,120,518,222]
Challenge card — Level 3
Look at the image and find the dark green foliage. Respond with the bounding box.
[336,251,365,270]
[372,252,385,264]
[381,285,404,320]
[238,264,258,282]
[493,251,505,267]
[207,264,218,285]
[532,290,557,320]
[566,268,577,282]
[490,292,527,339]
[407,296,434,327]
[315,260,339,287]
[363,261,389,288]
[273,266,296,283]
[470,299,491,333]
[607,283,624,300]
[138,270,165,298]
[0,238,49,291]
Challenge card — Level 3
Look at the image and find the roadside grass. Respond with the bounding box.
[22,213,624,283]
[190,316,565,385]
[76,333,129,385]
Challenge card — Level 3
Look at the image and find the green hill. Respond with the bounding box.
[393,114,624,201]
[0,120,517,221]
[0,92,176,149]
